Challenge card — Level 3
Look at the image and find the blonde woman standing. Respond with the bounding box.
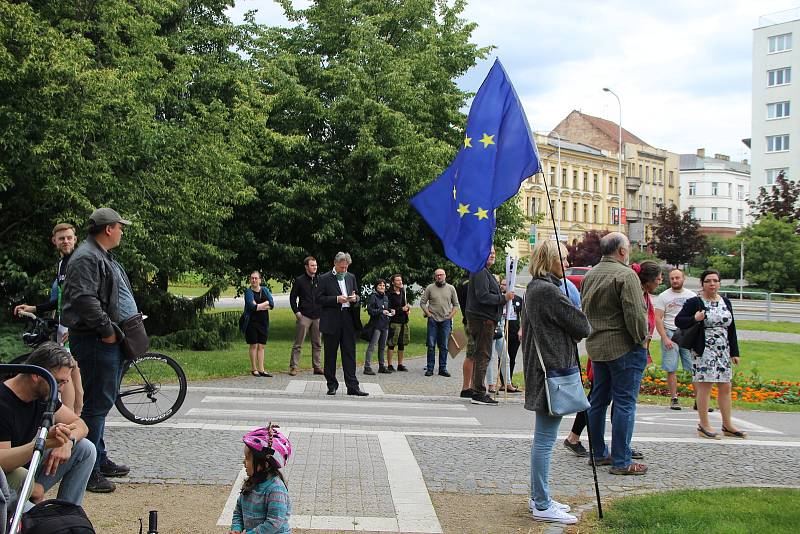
[522,240,591,524]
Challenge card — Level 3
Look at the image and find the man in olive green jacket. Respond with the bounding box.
[581,232,649,475]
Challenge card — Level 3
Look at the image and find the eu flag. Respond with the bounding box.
[410,59,540,272]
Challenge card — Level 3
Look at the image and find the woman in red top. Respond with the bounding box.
[633,261,663,365]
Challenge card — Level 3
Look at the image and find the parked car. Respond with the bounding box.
[565,266,591,290]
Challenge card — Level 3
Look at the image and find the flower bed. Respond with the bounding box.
[635,367,800,405]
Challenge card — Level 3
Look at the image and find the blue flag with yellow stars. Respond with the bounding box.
[410,59,540,272]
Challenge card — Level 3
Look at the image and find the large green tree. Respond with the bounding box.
[0,1,285,323]
[228,0,521,289]
[748,171,800,231]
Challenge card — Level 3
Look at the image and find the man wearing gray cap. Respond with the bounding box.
[62,207,136,493]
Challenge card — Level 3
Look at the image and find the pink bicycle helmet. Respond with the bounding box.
[242,423,292,468]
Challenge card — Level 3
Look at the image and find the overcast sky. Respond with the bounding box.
[229,0,800,161]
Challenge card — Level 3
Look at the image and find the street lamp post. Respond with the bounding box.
[549,131,563,242]
[603,87,623,234]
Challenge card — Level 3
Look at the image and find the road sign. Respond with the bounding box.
[529,224,536,245]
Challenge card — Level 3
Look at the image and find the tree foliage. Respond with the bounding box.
[567,230,608,267]
[651,205,706,266]
[748,171,800,229]
[226,0,514,289]
[737,216,800,292]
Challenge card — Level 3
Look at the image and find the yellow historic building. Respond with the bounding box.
[512,133,624,257]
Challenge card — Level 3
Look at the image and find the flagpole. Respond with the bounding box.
[539,166,603,518]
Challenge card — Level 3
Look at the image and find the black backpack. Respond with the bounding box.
[21,499,95,534]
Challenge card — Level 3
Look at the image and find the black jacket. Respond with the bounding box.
[675,296,740,358]
[318,270,362,335]
[466,268,504,322]
[61,237,129,338]
[366,292,391,330]
[289,272,321,319]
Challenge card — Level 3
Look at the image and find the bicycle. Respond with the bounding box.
[8,311,187,425]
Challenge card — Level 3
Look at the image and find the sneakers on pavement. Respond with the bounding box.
[86,471,116,493]
[386,365,395,372]
[378,366,390,374]
[313,367,324,375]
[670,397,681,410]
[631,449,644,460]
[425,369,434,376]
[100,458,130,477]
[288,367,298,376]
[563,439,588,457]
[396,364,408,372]
[364,367,376,375]
[459,389,473,398]
[470,394,498,405]
[438,369,451,377]
[531,503,577,524]
[529,498,570,513]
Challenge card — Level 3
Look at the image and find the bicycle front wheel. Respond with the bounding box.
[115,352,187,425]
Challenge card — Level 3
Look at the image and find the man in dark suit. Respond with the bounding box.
[318,252,368,396]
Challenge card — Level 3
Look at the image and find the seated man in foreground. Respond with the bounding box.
[0,342,95,509]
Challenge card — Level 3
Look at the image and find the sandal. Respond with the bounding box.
[505,385,521,393]
[258,371,273,377]
[251,370,260,377]
[697,425,721,440]
[609,462,647,475]
[721,425,747,439]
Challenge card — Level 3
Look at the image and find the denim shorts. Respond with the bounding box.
[661,329,693,373]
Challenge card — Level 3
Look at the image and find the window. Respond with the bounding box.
[768,67,791,86]
[528,197,539,215]
[573,202,578,221]
[561,201,567,221]
[562,168,567,188]
[645,166,650,183]
[593,204,599,223]
[639,164,643,177]
[593,173,599,192]
[711,207,718,221]
[608,176,613,192]
[737,209,744,224]
[668,199,675,208]
[668,170,674,187]
[573,170,579,190]
[688,207,696,219]
[583,203,588,222]
[768,33,792,53]
[766,134,790,152]
[737,184,745,200]
[689,182,697,196]
[614,177,619,194]
[711,182,719,196]
[765,168,787,185]
[550,199,555,214]
[767,101,791,119]
[549,166,556,186]
[583,171,589,191]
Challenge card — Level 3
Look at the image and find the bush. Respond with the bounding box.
[149,311,240,351]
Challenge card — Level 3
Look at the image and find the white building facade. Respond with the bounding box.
[751,8,800,190]
[680,150,751,238]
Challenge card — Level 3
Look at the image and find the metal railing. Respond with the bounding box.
[718,290,800,322]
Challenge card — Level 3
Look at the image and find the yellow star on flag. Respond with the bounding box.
[457,203,471,217]
[464,136,472,148]
[474,207,489,220]
[479,133,495,148]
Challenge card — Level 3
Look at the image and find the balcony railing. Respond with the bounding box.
[625,208,641,221]
[625,176,641,191]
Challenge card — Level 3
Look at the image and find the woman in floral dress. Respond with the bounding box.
[676,269,745,439]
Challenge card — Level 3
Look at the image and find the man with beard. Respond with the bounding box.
[654,268,697,410]
[419,268,459,377]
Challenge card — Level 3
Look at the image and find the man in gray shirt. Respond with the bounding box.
[419,268,459,377]
[62,208,137,493]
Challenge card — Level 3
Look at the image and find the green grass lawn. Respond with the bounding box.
[168,278,286,299]
[165,307,434,380]
[588,487,800,533]
[736,320,800,334]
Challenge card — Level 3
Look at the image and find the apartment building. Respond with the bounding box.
[552,110,680,245]
[512,134,623,257]
[751,8,800,190]
[680,149,751,238]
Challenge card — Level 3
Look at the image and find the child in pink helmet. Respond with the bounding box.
[231,424,293,534]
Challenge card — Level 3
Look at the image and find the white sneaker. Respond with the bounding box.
[529,498,570,513]
[531,503,578,524]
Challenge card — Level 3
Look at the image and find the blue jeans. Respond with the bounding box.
[531,411,562,510]
[36,439,96,505]
[426,318,452,372]
[70,333,124,471]
[587,346,647,468]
